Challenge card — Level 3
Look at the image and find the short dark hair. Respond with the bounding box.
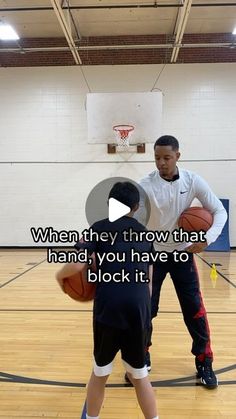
[108,182,139,210]
[154,135,179,151]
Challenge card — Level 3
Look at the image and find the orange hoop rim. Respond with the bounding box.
[113,124,134,134]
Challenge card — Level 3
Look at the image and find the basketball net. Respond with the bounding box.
[113,125,134,149]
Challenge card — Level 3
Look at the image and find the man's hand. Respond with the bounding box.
[185,241,207,253]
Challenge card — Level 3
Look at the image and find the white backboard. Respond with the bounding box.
[87,92,162,144]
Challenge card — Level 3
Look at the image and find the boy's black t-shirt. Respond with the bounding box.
[75,216,154,330]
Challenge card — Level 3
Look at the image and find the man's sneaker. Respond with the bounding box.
[145,351,151,372]
[195,357,218,389]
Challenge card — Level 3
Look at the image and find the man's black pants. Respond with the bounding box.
[148,252,213,360]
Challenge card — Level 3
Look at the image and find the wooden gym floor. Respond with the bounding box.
[0,249,236,419]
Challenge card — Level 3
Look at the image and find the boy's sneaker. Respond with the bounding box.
[145,351,151,372]
[124,373,132,385]
[195,357,218,389]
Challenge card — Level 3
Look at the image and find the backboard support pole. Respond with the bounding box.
[107,143,146,154]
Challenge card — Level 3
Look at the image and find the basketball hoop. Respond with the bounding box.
[113,124,134,148]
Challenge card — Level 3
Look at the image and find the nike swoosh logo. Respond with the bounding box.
[180,191,188,194]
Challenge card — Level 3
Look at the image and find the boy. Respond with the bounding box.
[56,181,159,419]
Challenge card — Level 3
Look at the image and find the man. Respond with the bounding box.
[137,135,227,389]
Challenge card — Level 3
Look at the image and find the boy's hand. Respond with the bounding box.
[55,261,87,293]
[56,272,66,293]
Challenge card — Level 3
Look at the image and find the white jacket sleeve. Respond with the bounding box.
[134,182,149,226]
[194,175,228,245]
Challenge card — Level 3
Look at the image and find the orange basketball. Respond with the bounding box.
[63,269,96,302]
[63,256,96,302]
[178,207,213,233]
[63,270,96,301]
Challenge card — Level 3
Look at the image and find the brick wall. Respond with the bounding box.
[0,33,235,66]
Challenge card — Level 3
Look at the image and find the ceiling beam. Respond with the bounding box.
[171,0,192,63]
[1,42,235,53]
[63,0,82,41]
[1,3,236,12]
[50,0,82,64]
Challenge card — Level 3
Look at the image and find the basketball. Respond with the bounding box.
[178,207,213,233]
[63,268,96,302]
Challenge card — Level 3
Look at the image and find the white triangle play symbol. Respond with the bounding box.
[108,198,131,222]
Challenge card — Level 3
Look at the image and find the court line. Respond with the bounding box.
[1,308,236,314]
[0,258,47,289]
[80,371,236,419]
[198,255,236,289]
[0,363,235,388]
[0,308,93,312]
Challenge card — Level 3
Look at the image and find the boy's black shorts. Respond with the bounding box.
[93,321,149,378]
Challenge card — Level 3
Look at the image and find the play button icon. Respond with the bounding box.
[85,176,151,227]
[108,198,131,222]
